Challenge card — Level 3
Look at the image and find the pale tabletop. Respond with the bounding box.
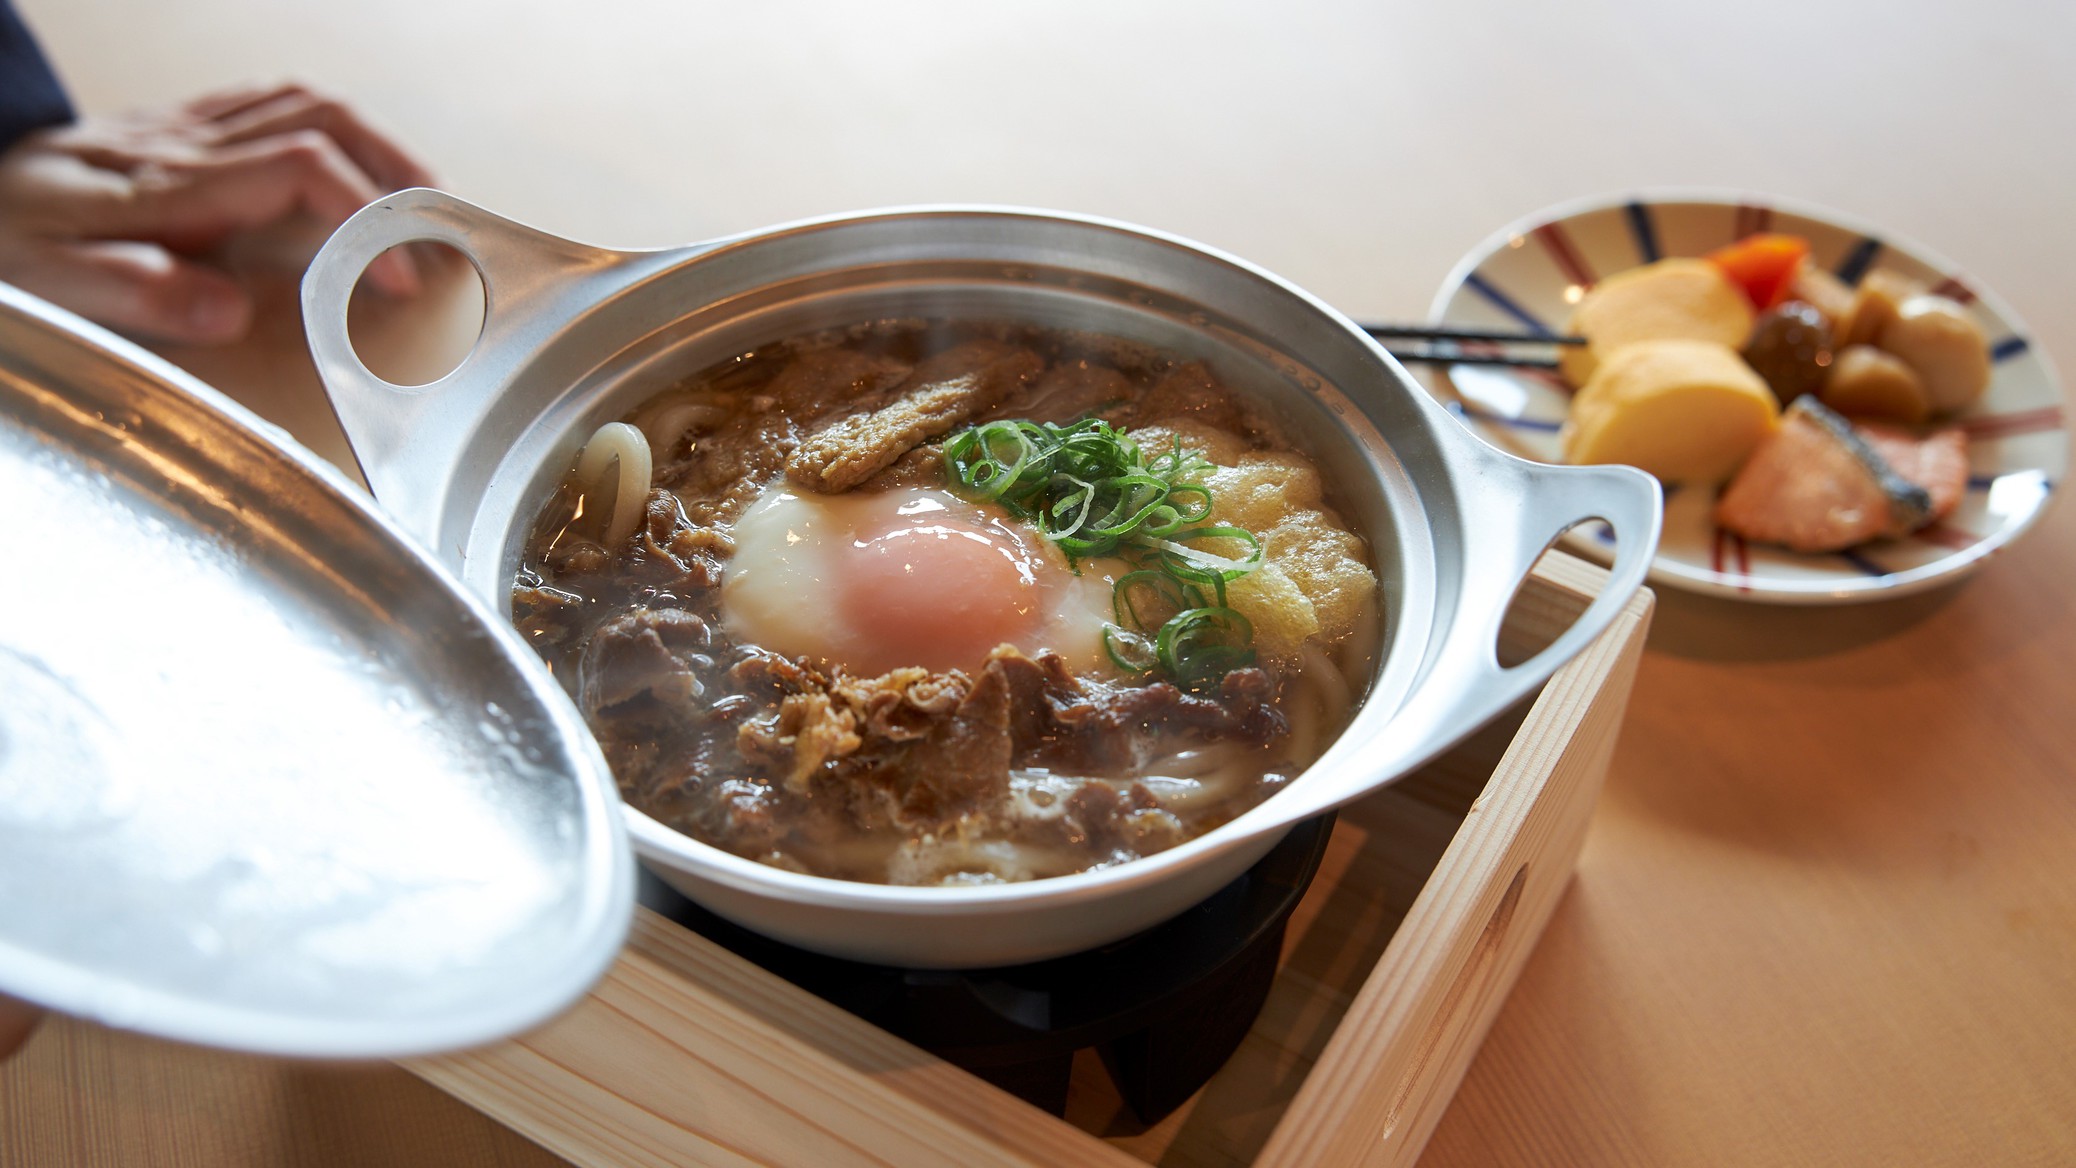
[6,2,2075,1165]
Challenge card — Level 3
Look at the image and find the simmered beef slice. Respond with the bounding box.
[587,636,1284,870]
[986,647,1285,774]
[578,608,718,723]
[725,647,829,701]
[655,405,795,527]
[988,649,1086,753]
[986,359,1132,424]
[521,493,732,650]
[737,691,862,793]
[723,660,1008,834]
[786,340,1043,493]
[832,667,968,741]
[605,731,742,827]
[511,580,586,650]
[767,348,914,423]
[617,489,733,596]
[1055,781,1185,855]
[827,662,1013,832]
[547,538,610,576]
[1111,360,1251,433]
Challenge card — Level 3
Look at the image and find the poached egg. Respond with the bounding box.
[720,485,1119,677]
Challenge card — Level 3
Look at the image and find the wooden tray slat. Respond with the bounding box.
[409,553,1654,1168]
[415,912,1145,1168]
[1259,565,1650,1167]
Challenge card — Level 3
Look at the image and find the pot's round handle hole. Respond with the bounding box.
[1496,520,1611,668]
[344,240,485,388]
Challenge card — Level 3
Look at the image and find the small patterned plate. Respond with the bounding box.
[1424,191,2067,603]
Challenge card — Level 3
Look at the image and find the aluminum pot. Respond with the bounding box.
[303,189,1659,968]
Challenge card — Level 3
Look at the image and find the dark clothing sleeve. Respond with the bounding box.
[0,0,74,153]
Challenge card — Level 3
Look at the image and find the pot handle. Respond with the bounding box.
[301,188,663,543]
[1264,424,1660,824]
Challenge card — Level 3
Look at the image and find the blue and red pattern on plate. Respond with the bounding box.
[1423,191,2067,604]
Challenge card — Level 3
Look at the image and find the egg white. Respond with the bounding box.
[721,484,1121,677]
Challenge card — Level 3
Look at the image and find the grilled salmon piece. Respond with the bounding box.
[1716,398,1932,552]
[1859,422,1968,530]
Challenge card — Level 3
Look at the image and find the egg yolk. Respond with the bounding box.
[833,498,1046,675]
[721,487,1114,679]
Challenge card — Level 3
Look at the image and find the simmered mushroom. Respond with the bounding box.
[1741,300,1834,405]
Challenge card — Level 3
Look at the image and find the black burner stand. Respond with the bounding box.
[640,814,1335,1124]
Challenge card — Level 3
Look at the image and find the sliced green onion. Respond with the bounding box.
[1113,568,1184,631]
[1155,606,1256,689]
[1103,624,1158,673]
[945,414,1268,688]
[1147,526,1265,587]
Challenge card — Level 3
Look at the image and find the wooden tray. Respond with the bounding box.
[408,551,1653,1168]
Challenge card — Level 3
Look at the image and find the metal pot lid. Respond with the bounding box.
[0,282,633,1059]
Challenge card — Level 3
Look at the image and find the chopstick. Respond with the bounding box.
[1387,351,1562,370]
[1356,321,1582,372]
[1358,323,1586,346]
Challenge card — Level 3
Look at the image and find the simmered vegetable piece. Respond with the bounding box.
[1821,344,1932,424]
[1880,295,1991,413]
[1790,265,1856,329]
[1834,270,1917,349]
[1563,339,1779,483]
[1559,259,1755,386]
[1707,233,1812,311]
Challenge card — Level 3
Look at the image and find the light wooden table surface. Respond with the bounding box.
[6,2,2075,1165]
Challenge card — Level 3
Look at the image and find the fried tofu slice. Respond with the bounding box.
[786,340,1042,493]
[1129,421,1377,666]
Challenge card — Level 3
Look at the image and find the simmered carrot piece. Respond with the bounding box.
[1707,233,1812,311]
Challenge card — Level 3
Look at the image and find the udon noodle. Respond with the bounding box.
[512,320,1379,885]
[568,422,650,550]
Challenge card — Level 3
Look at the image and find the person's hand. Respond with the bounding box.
[0,82,434,345]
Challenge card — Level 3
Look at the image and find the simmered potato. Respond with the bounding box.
[1790,264,1857,329]
[1879,295,1991,413]
[1821,344,1932,424]
[1834,270,1916,349]
[1564,339,1781,483]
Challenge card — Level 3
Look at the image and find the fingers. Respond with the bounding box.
[180,81,306,122]
[210,89,435,191]
[121,133,420,294]
[0,82,431,336]
[3,239,253,344]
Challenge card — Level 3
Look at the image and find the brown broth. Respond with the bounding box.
[511,320,1370,885]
